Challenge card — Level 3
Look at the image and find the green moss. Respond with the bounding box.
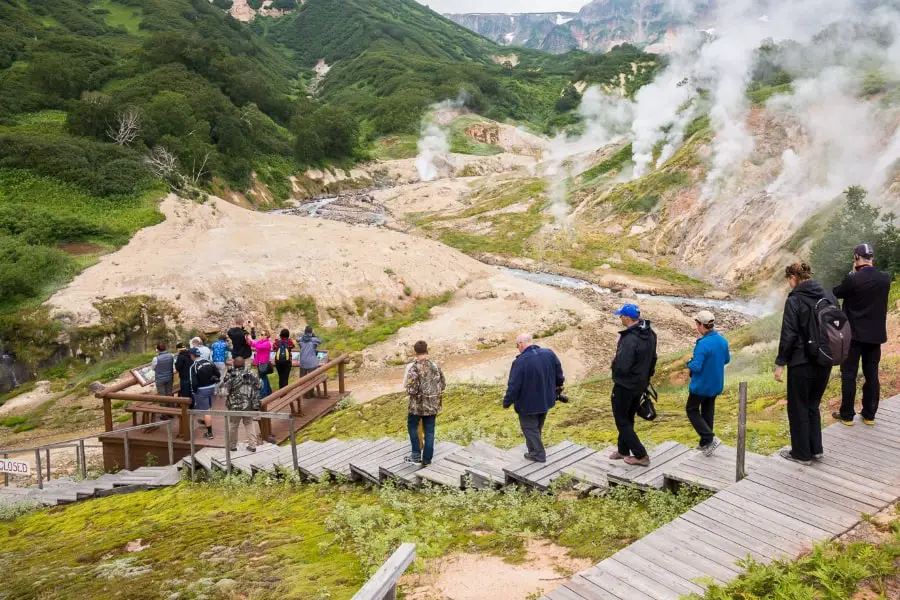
[371,134,419,161]
[579,143,633,183]
[747,83,793,105]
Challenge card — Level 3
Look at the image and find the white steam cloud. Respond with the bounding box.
[415,96,468,182]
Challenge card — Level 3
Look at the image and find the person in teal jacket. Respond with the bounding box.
[686,310,731,457]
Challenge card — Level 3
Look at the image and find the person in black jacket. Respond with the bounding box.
[610,304,657,466]
[189,348,221,440]
[503,333,565,463]
[174,342,193,401]
[832,243,891,425]
[775,263,837,465]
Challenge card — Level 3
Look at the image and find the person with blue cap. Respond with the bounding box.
[610,303,657,466]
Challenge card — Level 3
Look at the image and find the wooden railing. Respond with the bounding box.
[96,353,350,442]
[352,543,416,600]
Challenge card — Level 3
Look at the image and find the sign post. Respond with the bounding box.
[0,456,31,484]
[736,381,748,482]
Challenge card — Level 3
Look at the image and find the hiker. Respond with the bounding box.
[151,342,176,397]
[775,263,839,465]
[832,243,891,426]
[298,326,323,398]
[503,333,565,463]
[218,357,262,452]
[404,341,446,466]
[189,347,221,440]
[686,310,730,457]
[190,337,211,361]
[273,329,295,389]
[175,342,193,400]
[210,335,229,382]
[251,332,273,399]
[610,304,657,467]
[227,318,253,361]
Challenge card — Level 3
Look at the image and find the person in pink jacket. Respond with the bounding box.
[251,333,273,398]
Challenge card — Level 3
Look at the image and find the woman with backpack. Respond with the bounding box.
[251,332,274,399]
[273,329,295,389]
[775,263,842,466]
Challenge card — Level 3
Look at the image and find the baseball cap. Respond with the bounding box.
[188,347,201,356]
[854,243,874,259]
[614,304,641,319]
[694,310,716,327]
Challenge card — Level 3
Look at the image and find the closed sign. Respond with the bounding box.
[0,459,29,475]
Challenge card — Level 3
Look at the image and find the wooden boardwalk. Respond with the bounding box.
[540,396,900,600]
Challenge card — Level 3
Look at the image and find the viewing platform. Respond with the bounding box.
[95,354,350,470]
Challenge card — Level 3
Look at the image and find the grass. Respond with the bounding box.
[271,293,455,357]
[578,143,634,184]
[748,83,794,106]
[0,110,68,136]
[0,471,711,599]
[448,115,504,156]
[371,134,419,161]
[90,0,145,34]
[694,524,900,599]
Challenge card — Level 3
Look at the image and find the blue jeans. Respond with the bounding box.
[258,367,272,399]
[407,414,436,464]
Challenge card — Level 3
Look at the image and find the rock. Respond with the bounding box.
[705,290,732,301]
[619,288,638,299]
[167,593,182,600]
[88,381,106,394]
[215,579,238,593]
[600,264,611,270]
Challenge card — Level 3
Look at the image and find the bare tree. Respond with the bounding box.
[186,152,211,187]
[144,146,181,188]
[107,107,141,146]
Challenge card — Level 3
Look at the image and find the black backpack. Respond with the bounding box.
[637,383,658,421]
[275,340,291,362]
[803,297,851,367]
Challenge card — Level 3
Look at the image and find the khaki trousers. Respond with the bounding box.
[228,416,261,449]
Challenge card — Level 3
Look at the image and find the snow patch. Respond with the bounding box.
[556,14,573,25]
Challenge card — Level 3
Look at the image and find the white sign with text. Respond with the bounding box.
[0,458,30,475]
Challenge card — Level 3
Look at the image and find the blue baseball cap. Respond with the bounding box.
[614,304,641,319]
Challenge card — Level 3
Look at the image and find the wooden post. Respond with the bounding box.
[45,448,51,482]
[166,420,174,466]
[180,405,189,440]
[3,453,8,487]
[736,381,748,482]
[338,359,346,395]
[124,431,131,471]
[79,441,87,480]
[224,415,232,475]
[289,416,299,473]
[103,397,113,432]
[34,449,43,490]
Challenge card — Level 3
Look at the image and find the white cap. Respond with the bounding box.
[694,310,715,327]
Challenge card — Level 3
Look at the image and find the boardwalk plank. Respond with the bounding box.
[599,558,684,600]
[713,490,832,541]
[608,442,694,490]
[641,527,741,581]
[613,548,705,596]
[666,518,757,564]
[825,426,900,455]
[747,469,877,514]
[759,457,890,507]
[735,480,858,531]
[581,566,656,600]
[627,536,727,585]
[677,513,779,562]
[693,499,806,554]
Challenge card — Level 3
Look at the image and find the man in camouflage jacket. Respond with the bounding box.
[404,340,446,466]
[218,357,262,452]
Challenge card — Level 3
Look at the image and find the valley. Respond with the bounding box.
[3,0,900,599]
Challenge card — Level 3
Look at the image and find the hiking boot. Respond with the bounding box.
[229,446,238,452]
[779,448,811,466]
[404,455,422,464]
[863,418,876,426]
[831,412,854,426]
[624,456,650,467]
[523,452,546,463]
[609,451,626,460]
[203,431,214,440]
[813,453,824,460]
[247,446,257,453]
[703,437,722,458]
[421,461,431,467]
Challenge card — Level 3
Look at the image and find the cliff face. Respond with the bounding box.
[447,0,714,54]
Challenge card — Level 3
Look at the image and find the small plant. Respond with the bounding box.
[383,268,394,276]
[403,286,412,297]
[144,453,158,467]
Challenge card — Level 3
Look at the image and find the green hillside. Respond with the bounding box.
[263,0,590,134]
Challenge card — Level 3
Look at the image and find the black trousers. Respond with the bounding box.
[787,363,831,461]
[839,341,882,421]
[518,412,547,461]
[612,384,647,459]
[275,360,293,389]
[686,393,716,447]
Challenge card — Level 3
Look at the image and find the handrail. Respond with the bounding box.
[100,392,192,406]
[352,543,416,600]
[187,409,300,479]
[1,420,175,489]
[261,353,350,408]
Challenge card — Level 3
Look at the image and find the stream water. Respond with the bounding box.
[500,268,775,317]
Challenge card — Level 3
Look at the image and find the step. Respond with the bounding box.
[275,439,346,472]
[504,442,598,492]
[296,440,351,480]
[303,440,375,481]
[324,439,398,480]
[607,441,695,491]
[561,446,620,492]
[380,442,463,487]
[349,441,408,485]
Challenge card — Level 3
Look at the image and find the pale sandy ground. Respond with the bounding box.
[403,539,592,600]
[47,195,492,330]
[0,381,54,417]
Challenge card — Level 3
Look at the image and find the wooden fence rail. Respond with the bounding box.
[352,543,416,600]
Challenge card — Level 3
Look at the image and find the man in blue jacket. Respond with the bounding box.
[503,333,565,463]
[686,310,731,457]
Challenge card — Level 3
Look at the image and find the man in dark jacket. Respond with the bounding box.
[832,243,891,425]
[227,318,253,360]
[189,348,221,440]
[503,333,565,463]
[610,304,657,466]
